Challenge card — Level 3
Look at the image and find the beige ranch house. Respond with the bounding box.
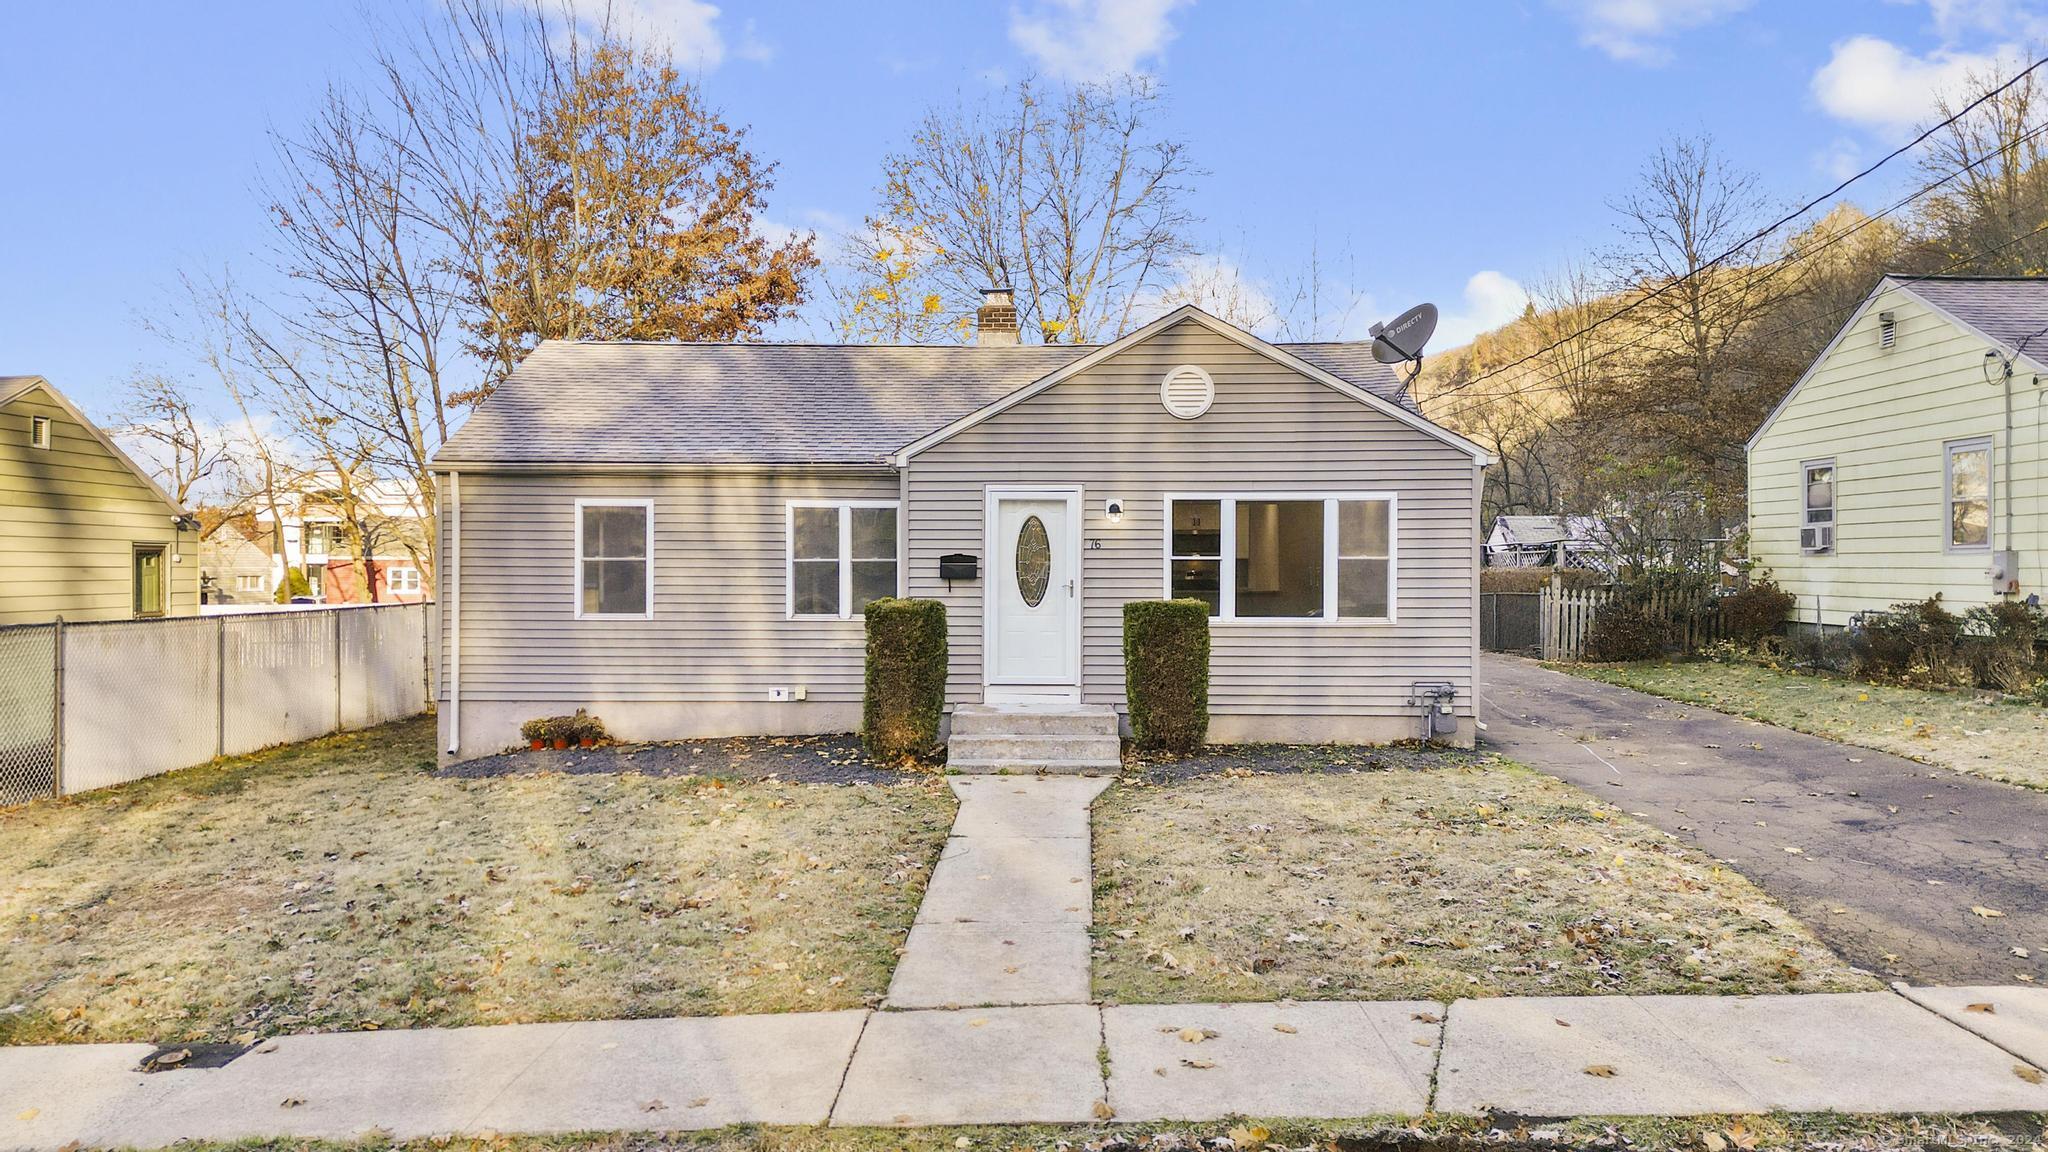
[2,375,199,626]
[432,299,1489,763]
[1749,276,2048,628]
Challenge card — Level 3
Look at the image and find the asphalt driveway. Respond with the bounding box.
[1480,655,2048,986]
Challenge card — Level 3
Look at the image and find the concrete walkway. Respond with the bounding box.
[8,987,2048,1146]
[884,776,1112,1009]
[1481,654,2048,985]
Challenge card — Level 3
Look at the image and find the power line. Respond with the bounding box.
[1425,214,2048,428]
[1428,54,2048,408]
[1424,111,2048,426]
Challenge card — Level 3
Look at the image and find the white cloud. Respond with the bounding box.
[1008,0,1191,82]
[1812,135,1865,181]
[1923,0,2048,41]
[1810,34,2016,132]
[1435,271,1531,348]
[733,18,775,64]
[586,0,728,70]
[1555,0,1753,65]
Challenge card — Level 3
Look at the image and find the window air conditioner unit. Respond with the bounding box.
[1800,525,1833,553]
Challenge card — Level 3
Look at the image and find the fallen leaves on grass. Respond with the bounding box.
[0,716,957,1046]
[1092,766,1871,1004]
[1973,906,2008,918]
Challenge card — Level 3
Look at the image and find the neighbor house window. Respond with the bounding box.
[234,574,266,594]
[1164,494,1397,622]
[30,415,51,449]
[787,501,899,618]
[386,567,422,595]
[1801,459,1835,554]
[575,499,653,618]
[1945,438,1993,551]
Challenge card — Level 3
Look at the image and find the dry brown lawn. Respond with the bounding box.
[0,716,954,1046]
[1571,659,2048,792]
[1092,760,1875,1005]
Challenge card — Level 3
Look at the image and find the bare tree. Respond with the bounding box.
[855,75,1197,343]
[108,372,231,506]
[1917,63,2048,275]
[1591,135,1792,521]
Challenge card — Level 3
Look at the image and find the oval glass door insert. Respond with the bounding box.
[1016,515,1051,607]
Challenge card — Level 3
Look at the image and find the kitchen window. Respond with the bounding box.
[788,501,900,618]
[1164,494,1397,622]
[575,499,653,618]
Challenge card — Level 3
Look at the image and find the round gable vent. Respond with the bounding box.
[1160,364,1214,419]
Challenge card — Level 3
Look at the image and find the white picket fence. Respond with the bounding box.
[1539,582,1614,662]
[0,603,430,803]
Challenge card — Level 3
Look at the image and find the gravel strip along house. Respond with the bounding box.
[430,297,1490,765]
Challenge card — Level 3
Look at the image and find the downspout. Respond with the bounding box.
[445,471,461,756]
[2004,362,2016,557]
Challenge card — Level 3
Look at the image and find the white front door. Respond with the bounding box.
[987,490,1080,694]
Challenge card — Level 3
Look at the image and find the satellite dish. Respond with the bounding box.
[1370,303,1438,364]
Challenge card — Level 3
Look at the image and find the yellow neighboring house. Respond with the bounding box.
[1748,275,2048,629]
[1,375,200,625]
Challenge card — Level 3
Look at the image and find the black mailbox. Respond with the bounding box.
[939,553,979,582]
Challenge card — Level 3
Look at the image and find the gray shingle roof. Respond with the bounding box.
[1897,276,2048,358]
[434,338,1415,467]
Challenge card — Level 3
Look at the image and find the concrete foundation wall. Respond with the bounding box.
[443,699,862,763]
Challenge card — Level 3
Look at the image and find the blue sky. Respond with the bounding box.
[3,0,2044,419]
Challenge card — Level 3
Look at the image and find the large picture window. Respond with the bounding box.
[1165,494,1396,622]
[575,499,652,618]
[788,501,900,618]
[1945,438,1992,551]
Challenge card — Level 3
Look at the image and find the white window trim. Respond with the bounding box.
[30,415,52,449]
[1943,438,1994,554]
[387,566,422,594]
[786,500,902,620]
[573,497,655,620]
[1161,492,1398,624]
[1800,458,1836,555]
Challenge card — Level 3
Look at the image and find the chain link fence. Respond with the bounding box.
[0,603,429,804]
[0,624,58,806]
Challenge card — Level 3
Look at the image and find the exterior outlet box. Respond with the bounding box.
[793,686,807,701]
[1990,550,2022,595]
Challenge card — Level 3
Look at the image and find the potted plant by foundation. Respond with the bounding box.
[520,717,552,751]
[570,709,610,749]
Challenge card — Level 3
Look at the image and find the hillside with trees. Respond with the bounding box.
[1419,64,2048,549]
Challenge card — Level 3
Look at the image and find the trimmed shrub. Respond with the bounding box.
[1963,601,2045,692]
[275,566,312,603]
[1123,599,1211,753]
[1721,578,1797,649]
[1480,566,1608,595]
[1583,601,1665,662]
[863,597,949,761]
[1851,596,1968,686]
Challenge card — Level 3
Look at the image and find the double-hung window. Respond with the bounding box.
[1164,494,1396,622]
[1801,459,1835,554]
[575,499,653,618]
[1945,438,1993,552]
[788,501,899,618]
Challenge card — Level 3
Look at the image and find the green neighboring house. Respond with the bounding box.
[1748,276,2047,629]
[1,375,200,625]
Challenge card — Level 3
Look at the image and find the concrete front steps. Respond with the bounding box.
[944,704,1122,774]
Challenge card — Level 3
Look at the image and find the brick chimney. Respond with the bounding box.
[976,287,1019,346]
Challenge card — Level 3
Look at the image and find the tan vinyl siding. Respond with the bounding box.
[1,385,197,625]
[1749,288,2046,627]
[904,319,1480,721]
[438,469,898,704]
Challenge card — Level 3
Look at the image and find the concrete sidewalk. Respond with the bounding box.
[6,986,2047,1147]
